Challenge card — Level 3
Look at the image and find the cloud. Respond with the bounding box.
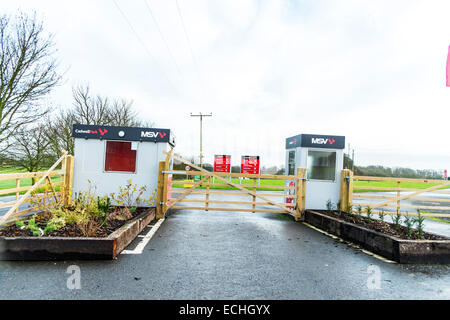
[3,0,450,169]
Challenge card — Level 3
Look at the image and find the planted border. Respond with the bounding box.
[0,208,155,261]
[304,210,450,264]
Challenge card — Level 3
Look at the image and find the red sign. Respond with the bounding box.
[241,156,260,174]
[214,155,231,173]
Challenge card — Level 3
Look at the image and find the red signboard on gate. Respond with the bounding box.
[214,155,231,173]
[241,156,260,174]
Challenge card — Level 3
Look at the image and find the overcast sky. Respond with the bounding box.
[3,0,450,171]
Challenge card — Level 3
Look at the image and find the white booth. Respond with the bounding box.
[72,124,175,206]
[285,133,345,210]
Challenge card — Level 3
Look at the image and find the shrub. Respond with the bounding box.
[365,206,373,222]
[326,199,333,211]
[110,179,147,209]
[414,209,425,239]
[404,214,414,237]
[379,210,385,222]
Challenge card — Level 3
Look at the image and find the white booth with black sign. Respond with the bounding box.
[285,133,345,210]
[72,124,175,206]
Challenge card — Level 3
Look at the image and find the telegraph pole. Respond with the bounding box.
[190,112,212,168]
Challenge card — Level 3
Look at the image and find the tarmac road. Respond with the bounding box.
[0,190,449,300]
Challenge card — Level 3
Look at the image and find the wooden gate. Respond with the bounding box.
[155,151,306,220]
[340,170,450,218]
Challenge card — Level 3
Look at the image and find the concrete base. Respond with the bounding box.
[304,210,450,264]
[0,209,155,261]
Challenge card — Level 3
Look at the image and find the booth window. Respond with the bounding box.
[105,141,137,173]
[307,150,336,181]
[288,151,296,175]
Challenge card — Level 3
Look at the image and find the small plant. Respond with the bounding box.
[326,199,333,211]
[404,214,414,237]
[97,196,111,215]
[356,205,362,220]
[336,200,341,213]
[111,179,147,209]
[25,216,43,236]
[14,218,25,228]
[414,209,425,239]
[391,212,402,230]
[378,210,385,222]
[346,203,353,215]
[365,206,373,222]
[43,217,66,235]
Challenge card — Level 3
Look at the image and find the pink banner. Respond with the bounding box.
[447,45,450,87]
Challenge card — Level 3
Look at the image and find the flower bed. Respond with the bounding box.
[303,210,450,264]
[0,179,158,260]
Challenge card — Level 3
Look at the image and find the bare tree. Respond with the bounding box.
[71,84,153,127]
[0,12,61,152]
[6,125,54,175]
[45,84,154,158]
[46,109,75,157]
[72,84,111,125]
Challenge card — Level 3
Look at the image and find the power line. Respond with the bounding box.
[175,0,207,106]
[143,0,182,75]
[113,0,179,95]
[175,0,200,74]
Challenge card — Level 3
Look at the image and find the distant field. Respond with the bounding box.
[353,180,450,192]
[0,166,62,196]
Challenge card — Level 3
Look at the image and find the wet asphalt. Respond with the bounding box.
[0,201,449,300]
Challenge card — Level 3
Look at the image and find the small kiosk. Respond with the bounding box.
[72,124,175,206]
[285,133,345,210]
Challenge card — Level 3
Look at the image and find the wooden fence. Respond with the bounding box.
[340,169,450,218]
[0,152,74,226]
[155,152,306,220]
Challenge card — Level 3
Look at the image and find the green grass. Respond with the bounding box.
[353,180,450,193]
[172,178,286,191]
[0,166,62,196]
[429,216,450,224]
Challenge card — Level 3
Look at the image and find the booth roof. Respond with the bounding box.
[72,124,175,146]
[286,133,345,150]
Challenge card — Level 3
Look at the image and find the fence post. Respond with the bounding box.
[15,178,20,214]
[396,180,401,216]
[161,151,172,216]
[340,169,349,212]
[206,176,210,211]
[348,170,353,212]
[156,161,165,219]
[296,168,306,220]
[63,155,74,206]
[252,178,257,213]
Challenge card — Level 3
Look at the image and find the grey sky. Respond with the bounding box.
[3,0,450,171]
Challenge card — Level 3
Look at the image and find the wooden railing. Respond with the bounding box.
[340,170,450,218]
[0,152,74,226]
[156,152,306,220]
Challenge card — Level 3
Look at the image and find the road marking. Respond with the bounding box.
[121,218,165,255]
[302,222,396,264]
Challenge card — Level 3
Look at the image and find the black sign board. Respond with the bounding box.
[72,124,175,146]
[286,133,345,149]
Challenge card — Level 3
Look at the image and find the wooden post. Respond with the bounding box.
[340,169,349,212]
[15,178,20,213]
[156,161,165,219]
[348,170,354,212]
[296,168,306,220]
[162,150,173,215]
[63,155,74,206]
[252,178,257,213]
[206,176,210,211]
[396,181,401,216]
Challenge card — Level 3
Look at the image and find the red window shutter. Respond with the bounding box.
[105,141,137,172]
